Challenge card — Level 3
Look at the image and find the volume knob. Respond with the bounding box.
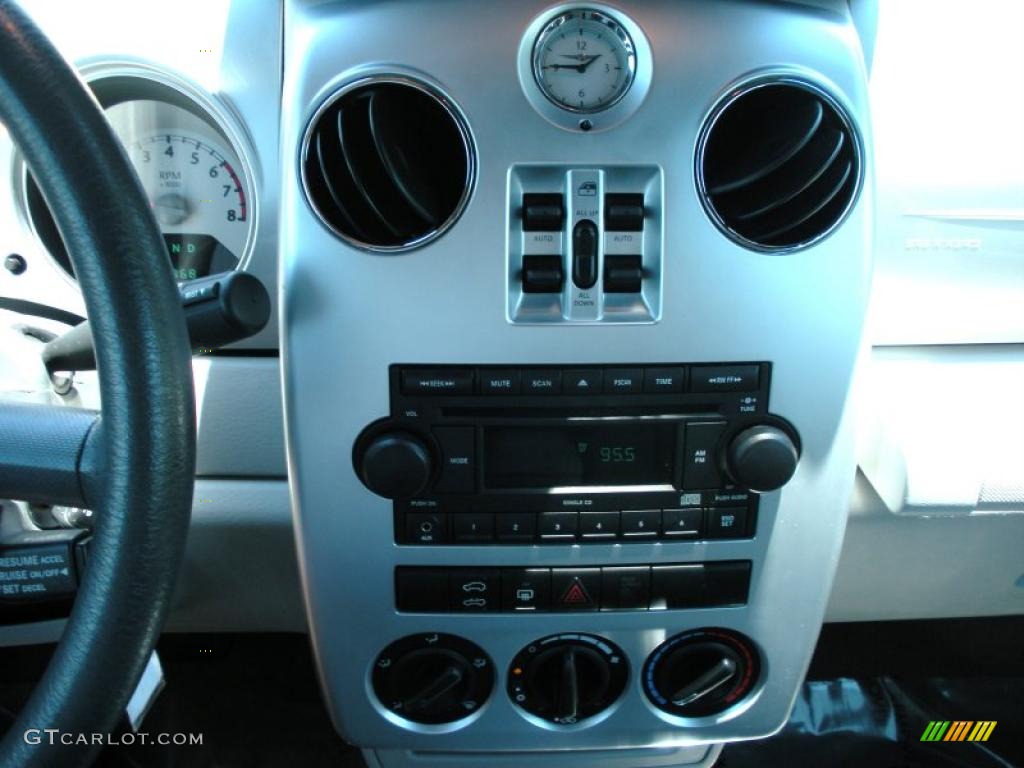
[358,431,433,499]
[726,424,799,493]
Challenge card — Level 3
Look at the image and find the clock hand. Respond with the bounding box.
[579,54,602,71]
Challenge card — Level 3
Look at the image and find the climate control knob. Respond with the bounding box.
[643,628,759,718]
[356,430,433,499]
[726,424,799,492]
[372,633,494,724]
[508,634,628,725]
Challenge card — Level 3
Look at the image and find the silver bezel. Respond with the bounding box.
[15,60,260,285]
[518,4,653,133]
[695,74,865,254]
[298,75,477,254]
[531,9,636,115]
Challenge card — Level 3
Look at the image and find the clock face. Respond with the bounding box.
[532,9,637,114]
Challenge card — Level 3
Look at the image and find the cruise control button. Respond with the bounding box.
[580,511,619,539]
[523,369,561,395]
[621,509,660,538]
[601,567,650,610]
[706,506,749,539]
[552,568,600,611]
[401,368,473,396]
[690,364,760,393]
[539,511,578,540]
[604,368,643,394]
[405,512,447,544]
[480,369,521,395]
[563,369,602,395]
[449,571,499,612]
[496,513,536,542]
[643,367,686,394]
[661,508,702,538]
[453,513,494,542]
[682,422,726,489]
[502,568,551,611]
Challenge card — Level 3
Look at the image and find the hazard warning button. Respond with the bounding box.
[551,568,601,611]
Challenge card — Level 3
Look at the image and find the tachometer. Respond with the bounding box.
[126,131,249,281]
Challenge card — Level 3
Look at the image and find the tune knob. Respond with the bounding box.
[508,634,628,725]
[643,628,759,718]
[356,430,433,499]
[372,633,494,724]
[726,424,799,492]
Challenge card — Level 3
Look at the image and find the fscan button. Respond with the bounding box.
[604,368,643,394]
[523,369,562,395]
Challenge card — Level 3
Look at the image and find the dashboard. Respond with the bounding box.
[0,2,1021,768]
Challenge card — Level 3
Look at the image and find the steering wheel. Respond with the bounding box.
[0,3,196,766]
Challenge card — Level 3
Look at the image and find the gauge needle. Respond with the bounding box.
[154,193,191,226]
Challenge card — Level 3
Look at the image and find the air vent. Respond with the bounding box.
[301,78,474,251]
[698,79,861,251]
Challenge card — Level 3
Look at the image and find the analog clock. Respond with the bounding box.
[532,9,637,114]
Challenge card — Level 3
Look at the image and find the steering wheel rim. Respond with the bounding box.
[0,2,195,766]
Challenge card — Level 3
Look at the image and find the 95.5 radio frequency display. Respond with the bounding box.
[483,423,677,489]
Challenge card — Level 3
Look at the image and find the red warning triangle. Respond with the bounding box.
[560,578,592,606]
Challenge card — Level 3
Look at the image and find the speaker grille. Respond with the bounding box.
[698,79,861,251]
[301,78,474,251]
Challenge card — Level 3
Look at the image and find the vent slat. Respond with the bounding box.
[727,129,845,222]
[700,81,860,250]
[303,80,472,250]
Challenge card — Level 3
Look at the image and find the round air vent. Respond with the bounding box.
[697,79,861,251]
[301,77,475,251]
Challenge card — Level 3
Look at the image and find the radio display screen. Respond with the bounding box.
[483,423,677,489]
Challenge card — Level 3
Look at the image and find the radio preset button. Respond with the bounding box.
[401,368,473,396]
[523,369,562,395]
[450,570,500,612]
[405,512,448,544]
[539,511,578,540]
[563,369,603,395]
[690,364,760,393]
[621,509,660,538]
[480,369,521,395]
[580,511,620,539]
[601,566,651,610]
[502,568,551,611]
[432,426,476,494]
[604,367,643,394]
[453,513,494,543]
[662,508,702,538]
[496,513,537,542]
[682,422,726,489]
[706,506,749,539]
[552,568,601,610]
[643,367,686,394]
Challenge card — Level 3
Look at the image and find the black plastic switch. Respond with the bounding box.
[604,254,642,293]
[572,219,598,289]
[522,194,564,231]
[522,255,564,293]
[604,194,644,231]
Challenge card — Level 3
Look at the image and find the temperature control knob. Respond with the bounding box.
[356,430,433,499]
[726,424,799,492]
[372,633,494,724]
[508,634,628,725]
[643,628,759,718]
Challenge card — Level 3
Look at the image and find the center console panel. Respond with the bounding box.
[280,0,873,762]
